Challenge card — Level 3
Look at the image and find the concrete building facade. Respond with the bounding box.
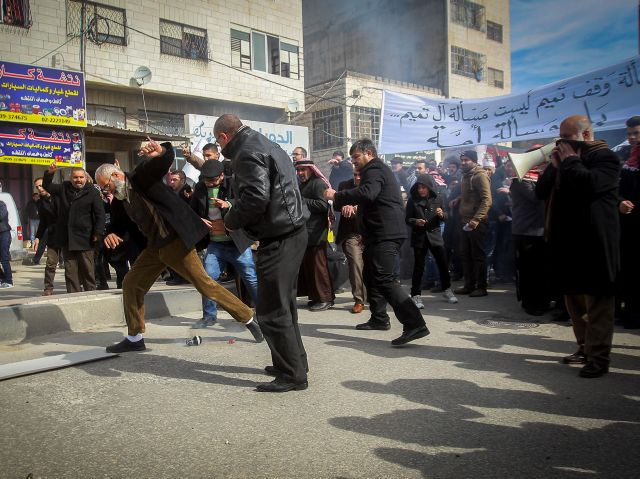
[300,0,511,167]
[0,0,305,209]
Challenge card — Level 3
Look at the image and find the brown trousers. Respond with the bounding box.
[342,235,366,304]
[63,248,96,293]
[123,238,253,335]
[44,246,62,292]
[565,294,615,366]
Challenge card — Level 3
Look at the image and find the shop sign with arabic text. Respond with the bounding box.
[0,60,87,128]
[0,124,83,167]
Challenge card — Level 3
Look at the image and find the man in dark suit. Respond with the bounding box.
[95,138,262,353]
[215,114,309,393]
[536,115,620,378]
[325,138,429,346]
[43,165,105,293]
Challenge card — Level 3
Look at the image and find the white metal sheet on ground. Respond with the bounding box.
[0,348,118,381]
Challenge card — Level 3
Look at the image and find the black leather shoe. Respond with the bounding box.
[256,378,308,392]
[356,321,391,331]
[562,350,586,364]
[579,361,609,378]
[166,278,189,286]
[391,325,430,346]
[106,338,146,353]
[246,319,264,343]
[309,301,332,312]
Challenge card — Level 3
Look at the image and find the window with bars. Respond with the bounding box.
[450,0,485,32]
[487,20,503,43]
[230,27,299,79]
[351,107,380,145]
[138,110,185,137]
[87,104,126,129]
[160,19,208,61]
[312,108,344,150]
[451,45,485,81]
[488,67,504,89]
[1,0,31,28]
[67,0,126,45]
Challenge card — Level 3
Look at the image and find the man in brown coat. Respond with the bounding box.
[453,150,492,297]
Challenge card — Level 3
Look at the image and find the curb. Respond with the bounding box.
[0,287,204,345]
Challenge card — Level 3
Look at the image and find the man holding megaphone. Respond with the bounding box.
[535,115,620,379]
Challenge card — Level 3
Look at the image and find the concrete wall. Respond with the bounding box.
[303,0,447,91]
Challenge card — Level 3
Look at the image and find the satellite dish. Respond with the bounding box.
[133,66,152,86]
[287,99,299,113]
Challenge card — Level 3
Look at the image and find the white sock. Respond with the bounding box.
[245,317,254,326]
[127,333,143,342]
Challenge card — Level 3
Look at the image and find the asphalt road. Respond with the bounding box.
[1,285,639,478]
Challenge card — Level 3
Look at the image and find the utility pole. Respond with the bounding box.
[79,0,87,72]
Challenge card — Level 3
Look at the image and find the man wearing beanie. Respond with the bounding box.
[453,150,492,297]
[190,159,259,329]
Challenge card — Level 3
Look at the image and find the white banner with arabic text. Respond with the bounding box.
[379,56,640,153]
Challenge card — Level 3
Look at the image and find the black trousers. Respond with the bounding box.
[256,227,308,384]
[364,239,425,330]
[513,235,550,311]
[411,244,451,296]
[460,221,488,290]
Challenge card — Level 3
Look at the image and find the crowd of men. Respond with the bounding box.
[12,112,639,386]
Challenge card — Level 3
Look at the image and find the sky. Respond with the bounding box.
[510,0,639,93]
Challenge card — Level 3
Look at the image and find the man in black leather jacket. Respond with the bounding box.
[215,114,310,393]
[325,138,429,346]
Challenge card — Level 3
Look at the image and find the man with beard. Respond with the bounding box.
[294,154,334,312]
[325,138,429,346]
[43,165,105,293]
[536,115,620,378]
[95,139,263,354]
[452,150,492,297]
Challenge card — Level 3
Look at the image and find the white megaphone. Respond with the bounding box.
[507,142,556,179]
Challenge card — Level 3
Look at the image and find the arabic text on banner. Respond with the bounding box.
[0,60,87,128]
[0,124,83,167]
[378,56,640,154]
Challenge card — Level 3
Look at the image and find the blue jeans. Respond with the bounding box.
[0,230,12,284]
[29,219,39,242]
[202,241,258,320]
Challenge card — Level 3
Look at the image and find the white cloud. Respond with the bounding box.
[510,0,638,92]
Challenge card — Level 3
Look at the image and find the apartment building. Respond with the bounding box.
[0,0,305,207]
[299,0,510,166]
